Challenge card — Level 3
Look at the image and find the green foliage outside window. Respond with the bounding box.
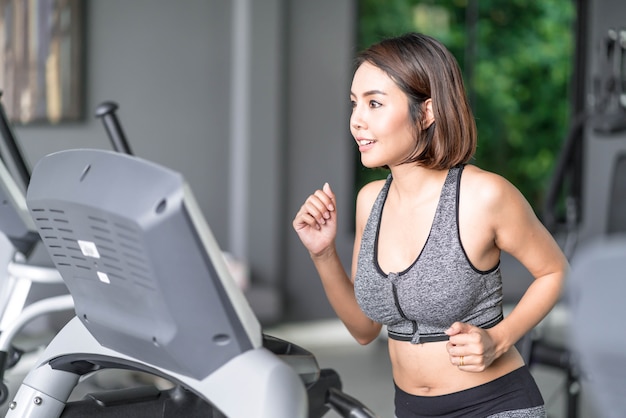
[355,0,575,215]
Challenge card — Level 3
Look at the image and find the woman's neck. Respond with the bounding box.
[388,164,448,199]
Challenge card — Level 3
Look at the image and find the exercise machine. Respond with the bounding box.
[537,12,626,414]
[0,93,73,406]
[0,155,73,405]
[566,235,626,418]
[5,148,375,417]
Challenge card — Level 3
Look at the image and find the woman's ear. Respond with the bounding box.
[422,98,434,129]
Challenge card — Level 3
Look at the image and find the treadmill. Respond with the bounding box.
[5,147,375,417]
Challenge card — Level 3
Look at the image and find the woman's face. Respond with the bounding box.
[350,62,416,169]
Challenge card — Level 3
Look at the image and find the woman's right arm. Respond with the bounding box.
[292,182,382,344]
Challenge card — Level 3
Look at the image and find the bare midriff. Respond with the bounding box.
[388,339,525,396]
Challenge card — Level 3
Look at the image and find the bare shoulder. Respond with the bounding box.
[355,178,387,229]
[460,165,526,211]
[459,164,539,241]
[357,178,387,203]
[462,167,567,278]
[356,179,387,213]
[461,165,546,253]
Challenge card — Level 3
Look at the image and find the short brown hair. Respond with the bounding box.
[355,33,476,169]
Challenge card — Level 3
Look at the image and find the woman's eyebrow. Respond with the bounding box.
[350,89,388,97]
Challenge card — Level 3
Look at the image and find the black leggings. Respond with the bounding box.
[394,366,546,417]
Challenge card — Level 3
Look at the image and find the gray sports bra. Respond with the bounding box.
[354,166,503,344]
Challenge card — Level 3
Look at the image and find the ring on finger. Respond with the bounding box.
[459,356,464,367]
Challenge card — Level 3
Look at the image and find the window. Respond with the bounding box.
[355,0,575,213]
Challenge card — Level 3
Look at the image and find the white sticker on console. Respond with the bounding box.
[78,240,101,258]
[97,271,111,284]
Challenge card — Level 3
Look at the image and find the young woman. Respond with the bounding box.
[292,33,568,417]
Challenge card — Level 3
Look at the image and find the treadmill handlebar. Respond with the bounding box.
[95,101,134,155]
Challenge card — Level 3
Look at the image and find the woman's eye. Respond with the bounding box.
[369,100,381,108]
[350,100,356,109]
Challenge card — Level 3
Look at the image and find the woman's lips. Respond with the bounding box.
[357,139,375,152]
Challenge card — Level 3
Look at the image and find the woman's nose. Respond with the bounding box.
[350,108,366,130]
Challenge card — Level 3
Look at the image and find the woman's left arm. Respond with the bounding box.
[447,172,569,371]
[489,176,569,355]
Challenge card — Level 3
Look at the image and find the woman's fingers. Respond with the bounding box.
[298,185,336,227]
[293,187,333,232]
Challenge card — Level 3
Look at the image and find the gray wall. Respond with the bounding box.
[16,0,232,241]
[578,0,626,244]
[11,0,357,323]
[284,1,357,320]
